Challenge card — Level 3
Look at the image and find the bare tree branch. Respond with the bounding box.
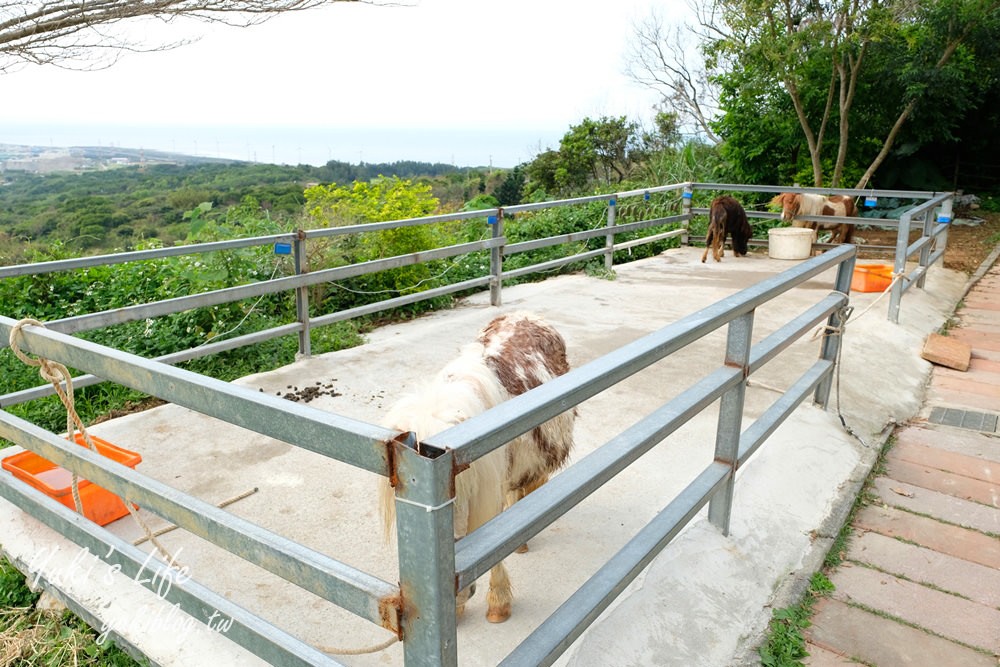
[0,0,364,73]
[626,8,721,144]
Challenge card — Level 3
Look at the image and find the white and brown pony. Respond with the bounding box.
[701,195,753,263]
[771,192,857,244]
[380,312,575,624]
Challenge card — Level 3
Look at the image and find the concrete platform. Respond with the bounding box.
[0,246,969,666]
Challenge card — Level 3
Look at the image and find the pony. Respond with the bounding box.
[701,195,752,263]
[770,192,857,244]
[380,311,575,624]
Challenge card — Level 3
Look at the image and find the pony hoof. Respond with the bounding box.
[515,543,529,554]
[486,605,511,623]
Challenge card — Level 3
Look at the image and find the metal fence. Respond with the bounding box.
[0,182,953,665]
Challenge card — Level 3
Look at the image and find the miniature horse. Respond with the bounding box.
[380,312,575,624]
[771,192,856,244]
[701,195,752,263]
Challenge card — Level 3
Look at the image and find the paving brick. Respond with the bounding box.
[807,598,996,667]
[921,333,971,370]
[872,477,1000,534]
[926,383,1000,412]
[929,373,1000,404]
[846,530,1000,607]
[884,457,999,507]
[935,364,1000,388]
[803,642,863,666]
[969,356,1000,374]
[962,297,1000,312]
[887,440,997,483]
[828,564,1000,652]
[854,504,1000,568]
[895,425,1000,461]
[949,329,1000,351]
[958,311,1000,328]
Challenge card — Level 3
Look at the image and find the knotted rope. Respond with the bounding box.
[8,318,178,563]
[9,318,95,514]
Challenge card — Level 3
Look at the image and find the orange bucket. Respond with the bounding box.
[2,434,142,526]
[851,264,894,293]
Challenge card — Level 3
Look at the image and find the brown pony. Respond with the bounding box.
[701,195,752,263]
[770,192,856,244]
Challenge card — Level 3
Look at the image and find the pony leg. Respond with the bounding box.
[485,561,513,623]
[701,228,713,263]
[508,475,549,553]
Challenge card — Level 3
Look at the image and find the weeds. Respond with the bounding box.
[0,557,143,666]
[757,572,834,666]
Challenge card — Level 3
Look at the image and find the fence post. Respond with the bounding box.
[815,250,856,407]
[916,206,933,289]
[490,209,503,307]
[392,439,459,667]
[605,197,616,272]
[919,195,953,289]
[681,184,693,247]
[708,310,753,536]
[888,211,911,324]
[293,231,311,358]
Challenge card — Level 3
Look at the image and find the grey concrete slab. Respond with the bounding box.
[0,246,969,666]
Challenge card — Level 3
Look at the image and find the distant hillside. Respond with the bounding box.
[0,154,497,261]
[0,142,237,174]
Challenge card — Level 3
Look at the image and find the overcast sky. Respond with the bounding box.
[1,0,686,165]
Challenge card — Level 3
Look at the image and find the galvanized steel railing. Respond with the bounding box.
[0,182,952,665]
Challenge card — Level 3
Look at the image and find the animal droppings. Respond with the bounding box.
[272,381,343,403]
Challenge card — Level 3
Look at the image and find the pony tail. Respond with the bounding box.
[379,476,397,545]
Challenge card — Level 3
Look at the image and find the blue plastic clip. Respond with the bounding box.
[864,197,877,207]
[487,215,497,225]
[274,242,292,255]
[644,191,650,201]
[937,215,951,224]
[682,191,693,199]
[609,198,616,207]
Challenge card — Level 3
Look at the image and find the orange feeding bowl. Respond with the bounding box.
[2,434,141,526]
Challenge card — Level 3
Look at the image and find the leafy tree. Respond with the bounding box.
[493,165,526,206]
[303,176,445,308]
[523,116,645,197]
[0,0,356,72]
[633,0,1000,189]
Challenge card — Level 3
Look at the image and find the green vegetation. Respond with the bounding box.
[757,572,836,667]
[0,556,143,664]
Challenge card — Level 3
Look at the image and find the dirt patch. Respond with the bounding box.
[852,211,1000,275]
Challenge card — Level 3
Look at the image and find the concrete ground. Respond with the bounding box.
[0,246,971,666]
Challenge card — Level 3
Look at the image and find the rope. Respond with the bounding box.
[8,318,179,562]
[9,319,95,514]
[10,320,398,656]
[316,634,400,656]
[132,487,259,546]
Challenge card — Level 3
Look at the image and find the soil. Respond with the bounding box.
[850,210,1000,275]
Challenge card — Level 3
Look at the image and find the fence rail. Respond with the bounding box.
[0,182,953,665]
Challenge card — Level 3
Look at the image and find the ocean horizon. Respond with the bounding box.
[0,124,563,169]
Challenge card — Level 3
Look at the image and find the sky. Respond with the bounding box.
[0,0,686,167]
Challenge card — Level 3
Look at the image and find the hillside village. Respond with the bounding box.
[0,143,233,174]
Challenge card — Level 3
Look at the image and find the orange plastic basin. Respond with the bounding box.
[851,264,894,293]
[2,434,141,526]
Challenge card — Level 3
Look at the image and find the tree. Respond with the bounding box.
[523,117,644,197]
[627,7,722,144]
[0,0,357,73]
[634,0,1000,189]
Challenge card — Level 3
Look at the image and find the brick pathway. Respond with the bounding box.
[804,257,1000,666]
